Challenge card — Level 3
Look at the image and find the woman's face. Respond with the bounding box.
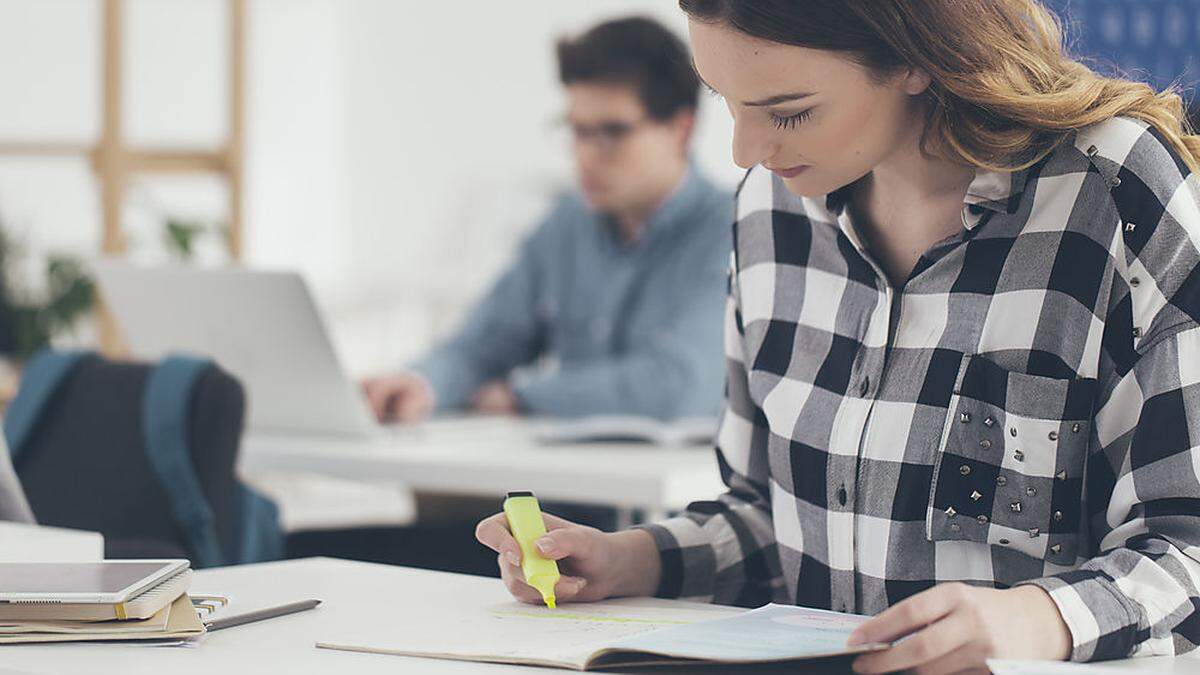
[688,19,931,198]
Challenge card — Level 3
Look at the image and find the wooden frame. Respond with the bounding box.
[0,0,246,260]
[0,0,245,351]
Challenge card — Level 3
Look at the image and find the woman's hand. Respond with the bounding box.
[475,511,662,604]
[848,583,1072,674]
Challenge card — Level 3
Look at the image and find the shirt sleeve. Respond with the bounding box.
[633,257,786,607]
[1020,324,1200,661]
[411,226,549,412]
[1018,121,1200,661]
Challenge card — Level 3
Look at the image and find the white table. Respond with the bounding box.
[240,417,726,526]
[0,522,102,561]
[0,558,1186,675]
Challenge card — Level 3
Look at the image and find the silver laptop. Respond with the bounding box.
[92,262,378,437]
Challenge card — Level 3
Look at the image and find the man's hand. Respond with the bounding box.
[472,381,520,416]
[848,583,1072,674]
[361,372,436,423]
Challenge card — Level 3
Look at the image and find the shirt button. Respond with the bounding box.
[837,485,848,507]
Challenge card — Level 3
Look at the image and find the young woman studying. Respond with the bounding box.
[477,2,1200,671]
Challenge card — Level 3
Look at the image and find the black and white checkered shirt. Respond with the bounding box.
[640,117,1200,662]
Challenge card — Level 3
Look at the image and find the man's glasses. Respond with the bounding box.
[554,117,651,155]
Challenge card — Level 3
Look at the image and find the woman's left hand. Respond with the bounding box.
[848,583,1072,674]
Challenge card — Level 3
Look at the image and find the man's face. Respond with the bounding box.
[564,83,691,214]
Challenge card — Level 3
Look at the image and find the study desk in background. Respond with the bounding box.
[239,416,727,528]
[0,557,1185,675]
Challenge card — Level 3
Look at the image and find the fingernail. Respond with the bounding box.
[505,550,521,566]
[846,630,865,646]
[536,538,557,555]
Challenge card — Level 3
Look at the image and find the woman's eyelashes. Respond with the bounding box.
[772,108,814,130]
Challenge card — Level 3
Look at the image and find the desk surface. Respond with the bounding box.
[0,558,1187,675]
[240,417,726,517]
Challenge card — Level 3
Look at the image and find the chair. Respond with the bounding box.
[4,351,282,566]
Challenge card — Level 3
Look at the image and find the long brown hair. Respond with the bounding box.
[680,0,1200,173]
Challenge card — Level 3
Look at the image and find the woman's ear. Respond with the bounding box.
[901,67,933,96]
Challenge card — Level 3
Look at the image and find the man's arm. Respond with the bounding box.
[411,217,557,412]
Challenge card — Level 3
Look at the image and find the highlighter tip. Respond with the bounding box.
[545,597,557,609]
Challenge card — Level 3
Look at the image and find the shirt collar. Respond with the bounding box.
[822,165,1033,233]
[604,163,705,247]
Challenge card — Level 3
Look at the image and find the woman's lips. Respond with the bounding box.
[768,164,810,179]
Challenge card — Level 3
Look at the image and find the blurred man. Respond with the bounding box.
[364,17,732,423]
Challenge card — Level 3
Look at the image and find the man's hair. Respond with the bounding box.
[556,17,700,121]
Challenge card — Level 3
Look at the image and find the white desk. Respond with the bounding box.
[240,417,726,525]
[0,522,102,561]
[0,558,1186,675]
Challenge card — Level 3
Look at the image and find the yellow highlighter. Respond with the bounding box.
[503,491,560,609]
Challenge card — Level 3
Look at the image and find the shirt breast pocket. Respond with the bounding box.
[926,354,1097,566]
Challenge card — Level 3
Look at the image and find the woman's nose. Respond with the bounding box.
[730,114,774,170]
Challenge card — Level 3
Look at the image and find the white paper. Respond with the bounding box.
[318,597,739,669]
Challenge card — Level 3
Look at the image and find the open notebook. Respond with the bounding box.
[318,599,887,671]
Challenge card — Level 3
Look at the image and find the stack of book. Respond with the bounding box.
[0,560,211,644]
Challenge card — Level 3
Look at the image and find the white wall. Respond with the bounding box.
[0,0,739,373]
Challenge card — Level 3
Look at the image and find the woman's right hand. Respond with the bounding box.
[475,511,662,605]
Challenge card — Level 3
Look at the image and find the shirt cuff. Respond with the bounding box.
[1018,570,1143,662]
[633,516,718,601]
[409,354,477,413]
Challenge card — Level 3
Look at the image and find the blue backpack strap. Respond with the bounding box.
[142,355,223,568]
[4,349,94,464]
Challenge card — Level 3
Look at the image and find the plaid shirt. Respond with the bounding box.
[640,117,1200,662]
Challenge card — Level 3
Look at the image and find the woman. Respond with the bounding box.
[477,1,1200,671]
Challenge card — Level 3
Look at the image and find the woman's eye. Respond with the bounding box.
[772,108,813,130]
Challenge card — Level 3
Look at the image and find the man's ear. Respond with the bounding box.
[902,67,933,96]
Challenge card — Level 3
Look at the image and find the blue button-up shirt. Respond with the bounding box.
[412,167,733,420]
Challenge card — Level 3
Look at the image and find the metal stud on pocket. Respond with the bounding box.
[960,412,972,424]
[1010,427,1017,437]
[1028,527,1041,538]
[980,439,992,450]
[1050,543,1062,554]
[1056,470,1067,481]
[960,465,972,476]
[1026,486,1037,497]
[977,515,989,525]
[983,416,995,427]
[946,506,958,517]
[1048,431,1059,441]
[1054,511,1063,522]
[1072,423,1081,433]
[1013,450,1025,462]
[951,523,962,533]
[970,490,982,501]
[1010,501,1022,513]
[996,476,1008,487]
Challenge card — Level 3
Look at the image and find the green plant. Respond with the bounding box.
[0,228,96,360]
[164,218,206,260]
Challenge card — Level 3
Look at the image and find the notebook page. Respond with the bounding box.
[317,597,739,669]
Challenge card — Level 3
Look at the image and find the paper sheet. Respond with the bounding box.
[605,602,877,663]
[318,597,740,670]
